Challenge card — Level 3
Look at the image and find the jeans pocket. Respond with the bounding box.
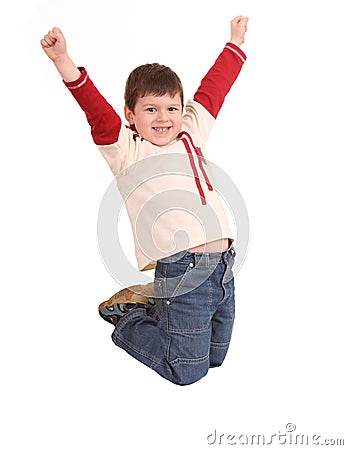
[166,262,192,302]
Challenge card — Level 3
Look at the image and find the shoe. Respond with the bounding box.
[98,283,155,325]
[98,301,148,325]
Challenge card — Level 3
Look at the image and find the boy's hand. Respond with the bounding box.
[40,27,67,61]
[40,27,81,82]
[230,16,249,47]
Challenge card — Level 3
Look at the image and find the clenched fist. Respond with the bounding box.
[230,16,249,47]
[40,27,67,61]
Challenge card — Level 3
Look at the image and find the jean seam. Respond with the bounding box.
[168,326,210,334]
[170,353,210,365]
[210,341,230,347]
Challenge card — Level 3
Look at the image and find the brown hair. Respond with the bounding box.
[124,63,184,112]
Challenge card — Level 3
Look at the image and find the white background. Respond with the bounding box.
[1,0,347,449]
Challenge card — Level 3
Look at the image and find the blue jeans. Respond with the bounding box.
[112,243,236,385]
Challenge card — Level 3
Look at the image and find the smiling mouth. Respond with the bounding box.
[153,126,172,134]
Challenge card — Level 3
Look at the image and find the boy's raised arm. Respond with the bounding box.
[41,27,81,82]
[193,16,249,119]
[41,28,121,146]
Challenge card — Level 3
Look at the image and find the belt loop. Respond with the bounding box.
[222,253,234,284]
[194,252,209,267]
[231,244,236,259]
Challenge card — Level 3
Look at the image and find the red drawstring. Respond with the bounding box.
[180,131,213,205]
[181,137,206,205]
[125,127,213,205]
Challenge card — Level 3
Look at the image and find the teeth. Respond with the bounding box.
[154,127,170,133]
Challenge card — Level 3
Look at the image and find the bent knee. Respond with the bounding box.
[170,355,209,386]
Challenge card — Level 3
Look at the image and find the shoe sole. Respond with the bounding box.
[98,283,154,312]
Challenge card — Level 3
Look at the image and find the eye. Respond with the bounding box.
[146,107,156,113]
[168,107,179,112]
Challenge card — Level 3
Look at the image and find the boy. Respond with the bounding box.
[41,16,248,385]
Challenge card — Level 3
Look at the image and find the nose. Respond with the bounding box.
[157,109,169,122]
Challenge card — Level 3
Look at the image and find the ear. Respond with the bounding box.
[124,105,135,124]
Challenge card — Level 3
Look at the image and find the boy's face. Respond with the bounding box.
[124,93,183,146]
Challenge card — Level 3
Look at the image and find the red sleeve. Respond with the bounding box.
[63,68,122,145]
[193,43,247,119]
